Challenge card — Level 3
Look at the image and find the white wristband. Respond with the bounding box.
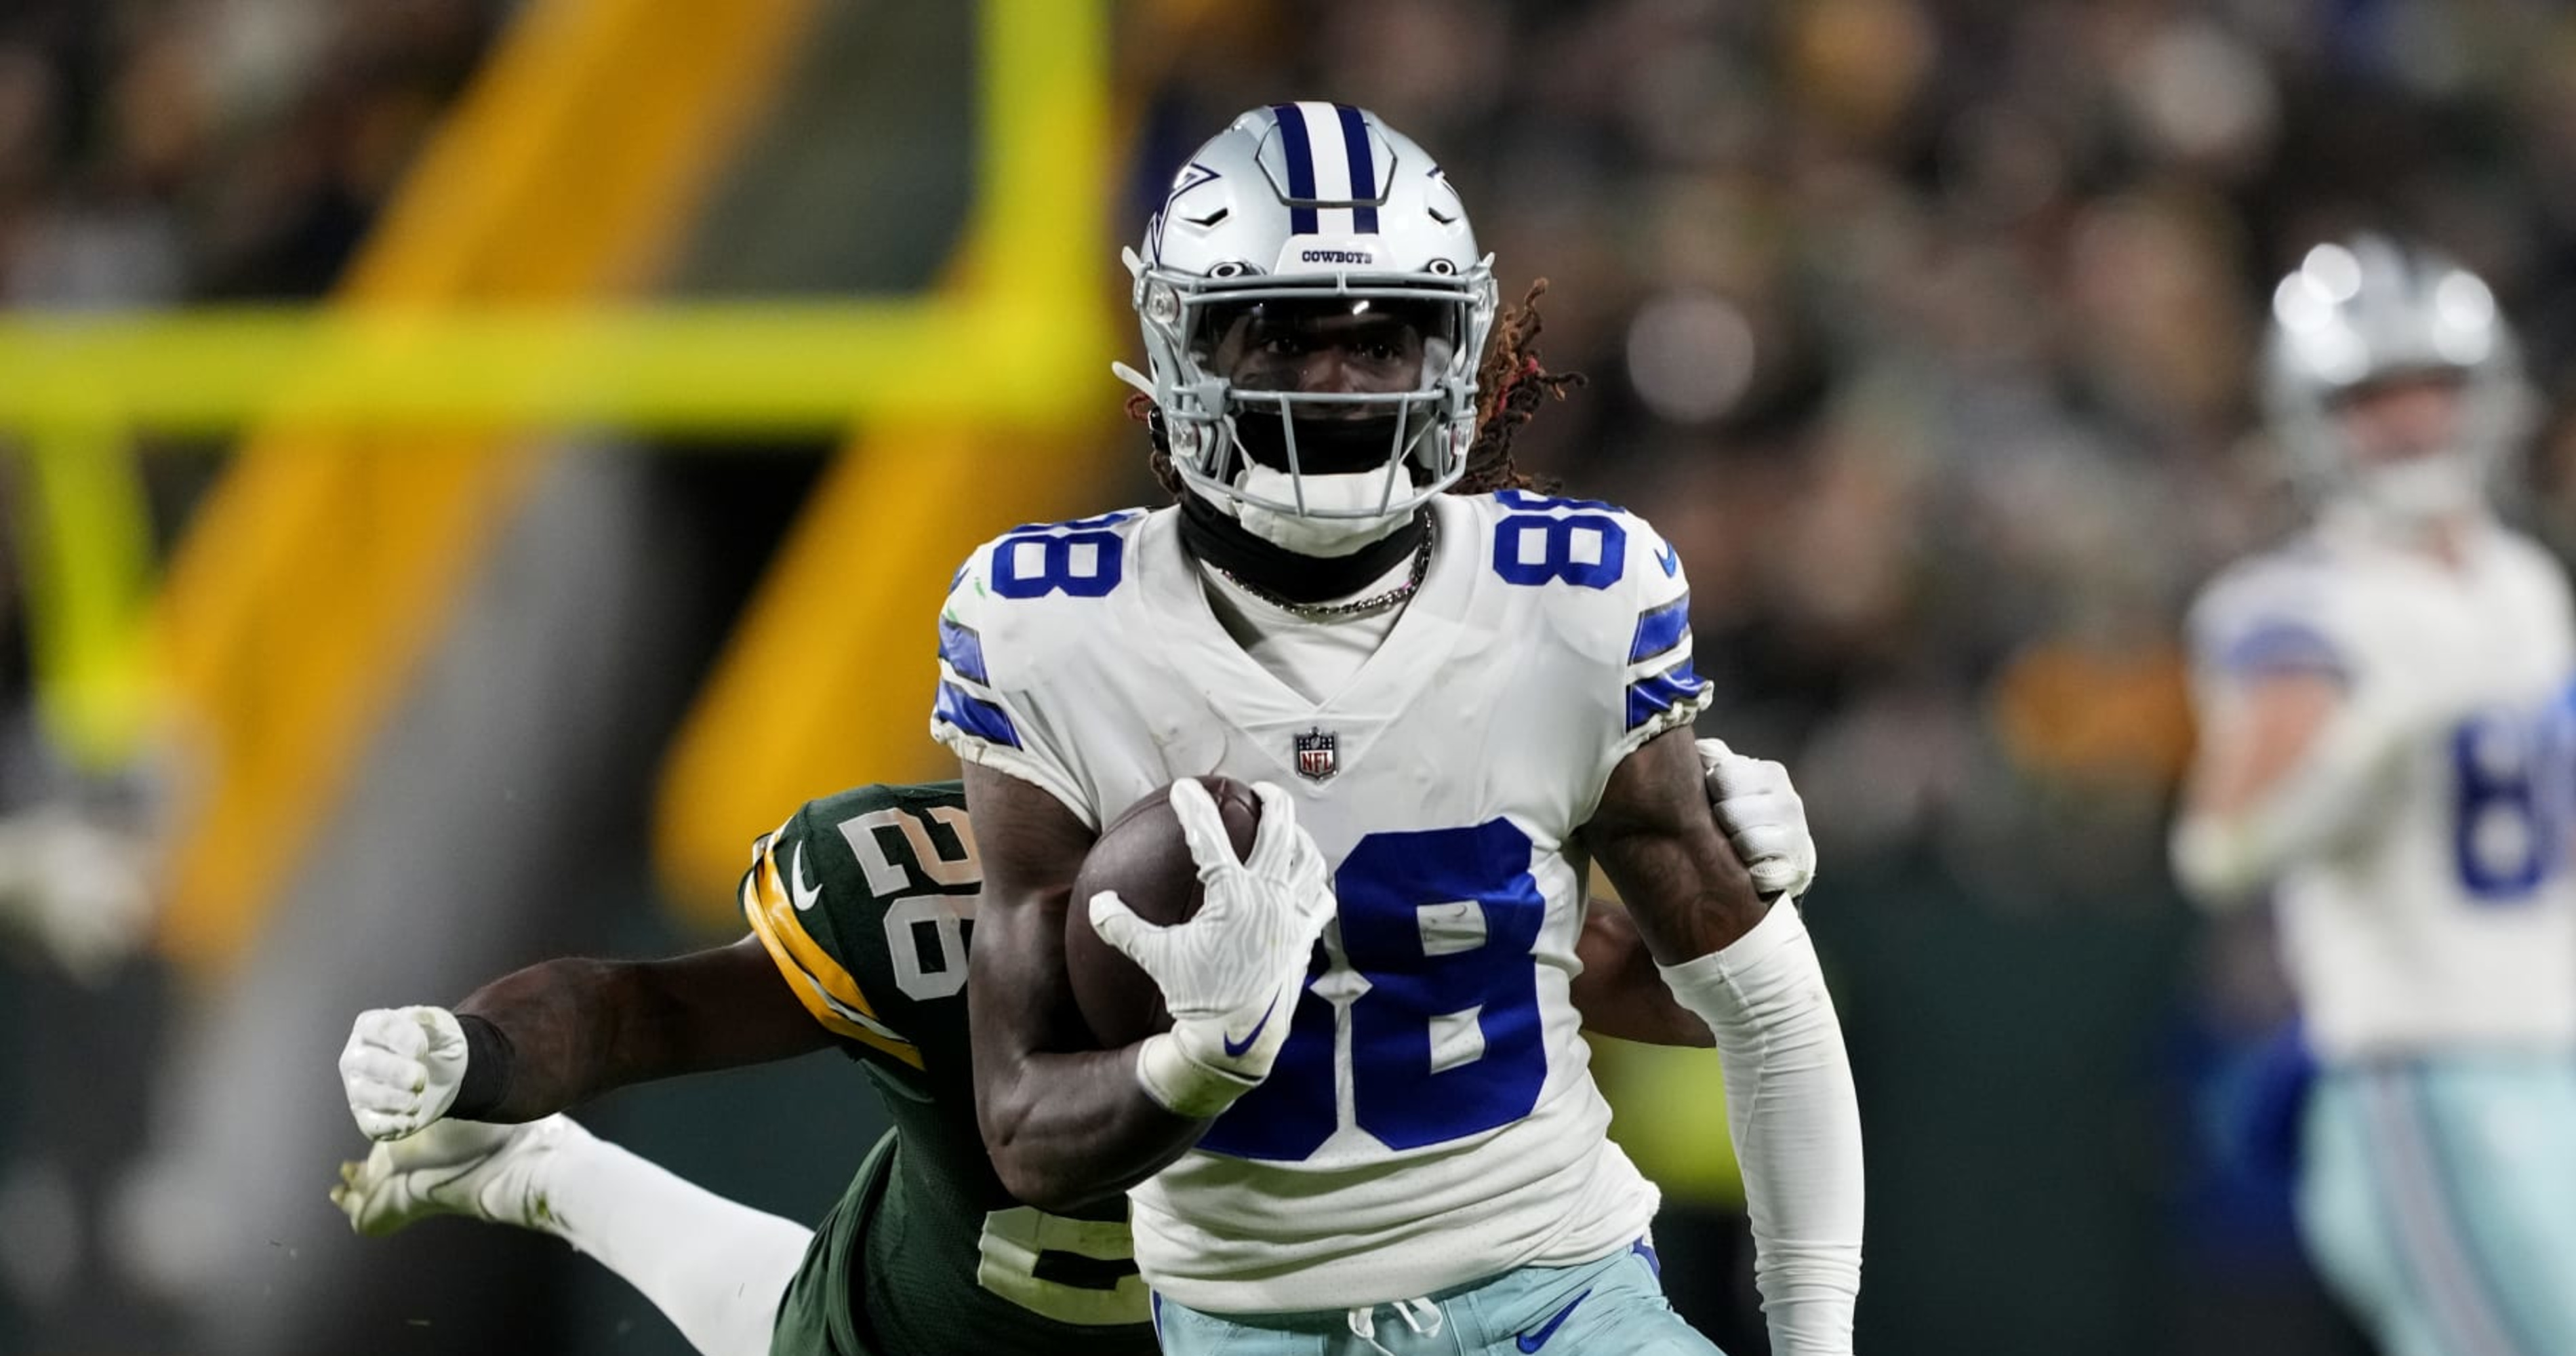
[1133,1029,1259,1120]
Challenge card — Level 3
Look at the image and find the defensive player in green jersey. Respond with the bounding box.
[332,753,1815,1356]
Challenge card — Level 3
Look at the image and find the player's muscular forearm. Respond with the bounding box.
[962,763,1207,1211]
[1571,900,1712,1047]
[451,936,832,1122]
[1581,727,1769,963]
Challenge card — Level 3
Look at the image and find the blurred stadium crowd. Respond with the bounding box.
[0,0,502,308]
[3,1,2574,1353]
[1141,0,2576,913]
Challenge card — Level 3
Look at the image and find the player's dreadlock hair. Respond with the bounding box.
[1137,279,1582,497]
[1459,279,1580,495]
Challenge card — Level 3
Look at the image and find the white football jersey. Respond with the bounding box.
[932,490,1712,1313]
[2187,517,2576,1061]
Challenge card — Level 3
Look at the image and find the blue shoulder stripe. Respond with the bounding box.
[934,681,1020,749]
[1630,594,1691,664]
[1626,658,1710,732]
[938,618,988,686]
[2219,621,2347,683]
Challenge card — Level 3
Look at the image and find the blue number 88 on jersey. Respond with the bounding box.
[1490,489,1628,591]
[988,511,1142,600]
[1196,819,1552,1161]
[2453,679,2576,901]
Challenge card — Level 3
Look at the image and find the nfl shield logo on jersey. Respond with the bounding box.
[1294,727,1338,782]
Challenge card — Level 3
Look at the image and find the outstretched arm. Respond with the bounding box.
[334,940,826,1356]
[1582,725,1864,1356]
[340,935,834,1138]
[453,936,837,1120]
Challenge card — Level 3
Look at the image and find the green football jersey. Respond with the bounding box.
[741,781,1153,1356]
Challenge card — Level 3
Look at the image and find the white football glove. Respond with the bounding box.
[331,1114,578,1237]
[340,1005,470,1142]
[1089,778,1335,1118]
[1700,738,1817,900]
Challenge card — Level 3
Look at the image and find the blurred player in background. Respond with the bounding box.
[942,104,1861,1356]
[330,749,1812,1356]
[2173,235,2576,1356]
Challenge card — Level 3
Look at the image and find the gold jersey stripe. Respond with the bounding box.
[748,850,886,1018]
[742,855,925,1070]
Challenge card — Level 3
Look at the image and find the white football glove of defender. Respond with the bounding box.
[1089,778,1336,1118]
[1700,738,1817,900]
[332,1115,571,1237]
[340,1005,471,1141]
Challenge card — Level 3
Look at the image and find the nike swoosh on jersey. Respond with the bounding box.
[1516,1288,1591,1353]
[1653,541,1681,577]
[1222,997,1279,1058]
[790,843,824,913]
[805,976,910,1045]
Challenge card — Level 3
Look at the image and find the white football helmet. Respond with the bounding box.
[1114,103,1500,539]
[2263,234,2533,525]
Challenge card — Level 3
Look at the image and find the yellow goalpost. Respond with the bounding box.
[0,0,1111,965]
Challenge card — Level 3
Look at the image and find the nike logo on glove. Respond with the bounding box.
[1222,997,1279,1058]
[1516,1289,1590,1353]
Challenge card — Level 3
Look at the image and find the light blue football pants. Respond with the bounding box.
[1148,1237,1723,1356]
[2298,1056,2576,1356]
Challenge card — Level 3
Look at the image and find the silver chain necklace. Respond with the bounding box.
[1217,513,1438,620]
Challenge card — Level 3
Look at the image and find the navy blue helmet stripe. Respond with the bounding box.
[1335,104,1378,233]
[1270,103,1320,234]
[2217,620,2347,684]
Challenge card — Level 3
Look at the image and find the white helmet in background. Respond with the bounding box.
[1115,103,1499,551]
[2263,234,2534,527]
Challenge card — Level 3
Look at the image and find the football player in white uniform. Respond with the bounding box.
[937,104,1863,1356]
[2173,235,2576,1356]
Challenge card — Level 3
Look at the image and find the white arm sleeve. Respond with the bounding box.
[1658,900,1863,1356]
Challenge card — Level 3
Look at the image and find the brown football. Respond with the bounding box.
[1064,776,1262,1050]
